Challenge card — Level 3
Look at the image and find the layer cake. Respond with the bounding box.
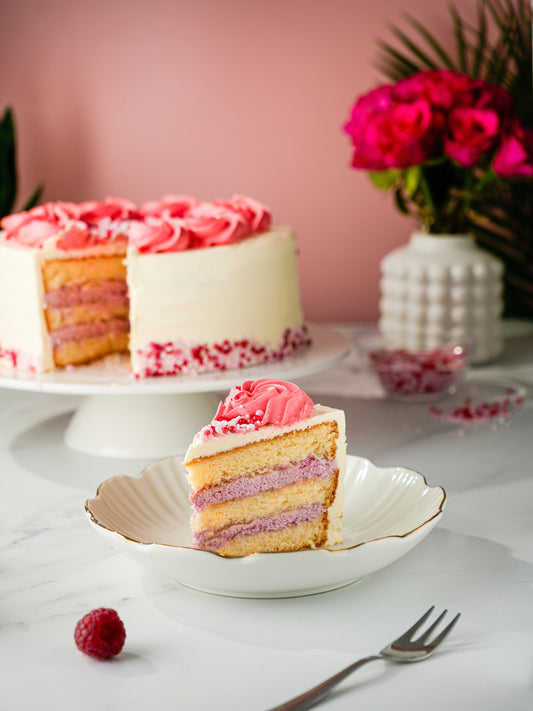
[0,195,310,377]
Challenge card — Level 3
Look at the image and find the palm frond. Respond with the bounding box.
[400,13,457,70]
[450,6,468,73]
[471,1,488,78]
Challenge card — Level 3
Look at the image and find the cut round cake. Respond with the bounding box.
[183,379,346,557]
[0,195,310,377]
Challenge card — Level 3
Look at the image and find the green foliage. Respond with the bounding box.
[375,0,533,315]
[369,169,400,190]
[0,106,43,220]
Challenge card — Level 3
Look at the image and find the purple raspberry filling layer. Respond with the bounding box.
[190,457,337,510]
[51,318,130,346]
[45,281,129,307]
[193,502,325,550]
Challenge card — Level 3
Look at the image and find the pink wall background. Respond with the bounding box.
[1,0,478,322]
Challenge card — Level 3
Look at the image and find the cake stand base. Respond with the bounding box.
[65,392,220,459]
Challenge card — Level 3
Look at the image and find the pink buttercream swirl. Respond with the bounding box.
[1,202,74,248]
[128,217,191,253]
[211,379,315,433]
[213,194,272,233]
[130,194,272,252]
[0,197,137,250]
[0,194,272,252]
[140,195,200,219]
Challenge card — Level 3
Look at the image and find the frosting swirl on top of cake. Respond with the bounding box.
[0,194,272,253]
[200,379,316,438]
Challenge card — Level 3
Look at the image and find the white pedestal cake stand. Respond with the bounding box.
[0,324,350,459]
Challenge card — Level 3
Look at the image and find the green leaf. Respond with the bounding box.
[418,172,436,215]
[401,12,457,70]
[0,107,17,218]
[375,40,421,79]
[22,182,44,211]
[369,169,400,190]
[403,166,421,198]
[388,24,441,70]
[393,187,410,215]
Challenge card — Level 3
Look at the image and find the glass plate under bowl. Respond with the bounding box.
[427,376,527,426]
[86,455,446,598]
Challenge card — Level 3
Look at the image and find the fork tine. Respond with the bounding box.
[415,609,448,644]
[396,605,435,643]
[428,612,461,649]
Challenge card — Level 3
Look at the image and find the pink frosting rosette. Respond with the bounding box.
[185,201,250,248]
[77,197,140,224]
[128,217,191,253]
[140,195,200,219]
[55,198,139,250]
[0,202,75,248]
[214,379,315,428]
[213,194,272,233]
[1,194,273,252]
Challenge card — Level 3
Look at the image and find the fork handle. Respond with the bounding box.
[266,654,382,711]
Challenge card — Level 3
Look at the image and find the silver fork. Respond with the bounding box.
[266,605,461,711]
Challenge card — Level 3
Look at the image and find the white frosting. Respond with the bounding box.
[126,228,303,371]
[0,241,53,370]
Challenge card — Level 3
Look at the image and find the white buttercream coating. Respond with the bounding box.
[0,241,52,370]
[126,228,303,369]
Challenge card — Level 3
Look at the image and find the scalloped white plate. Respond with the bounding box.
[86,455,446,598]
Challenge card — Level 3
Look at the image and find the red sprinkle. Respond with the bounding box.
[429,389,524,424]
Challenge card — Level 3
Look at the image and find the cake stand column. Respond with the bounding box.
[64,392,220,459]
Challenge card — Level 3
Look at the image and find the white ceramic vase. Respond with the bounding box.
[379,233,504,364]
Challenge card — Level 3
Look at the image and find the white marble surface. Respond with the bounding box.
[2,323,533,711]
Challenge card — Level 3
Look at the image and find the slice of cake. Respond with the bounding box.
[183,379,346,557]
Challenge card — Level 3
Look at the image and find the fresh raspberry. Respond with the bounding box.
[74,608,126,660]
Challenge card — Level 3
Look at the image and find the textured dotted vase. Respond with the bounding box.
[379,233,504,364]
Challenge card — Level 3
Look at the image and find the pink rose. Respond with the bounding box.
[473,82,514,118]
[185,202,249,247]
[128,217,191,253]
[343,84,396,145]
[444,107,500,166]
[493,119,533,178]
[377,99,443,168]
[214,379,315,427]
[140,195,200,219]
[395,70,475,110]
[347,98,441,170]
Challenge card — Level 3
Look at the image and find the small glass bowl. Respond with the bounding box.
[360,335,470,402]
